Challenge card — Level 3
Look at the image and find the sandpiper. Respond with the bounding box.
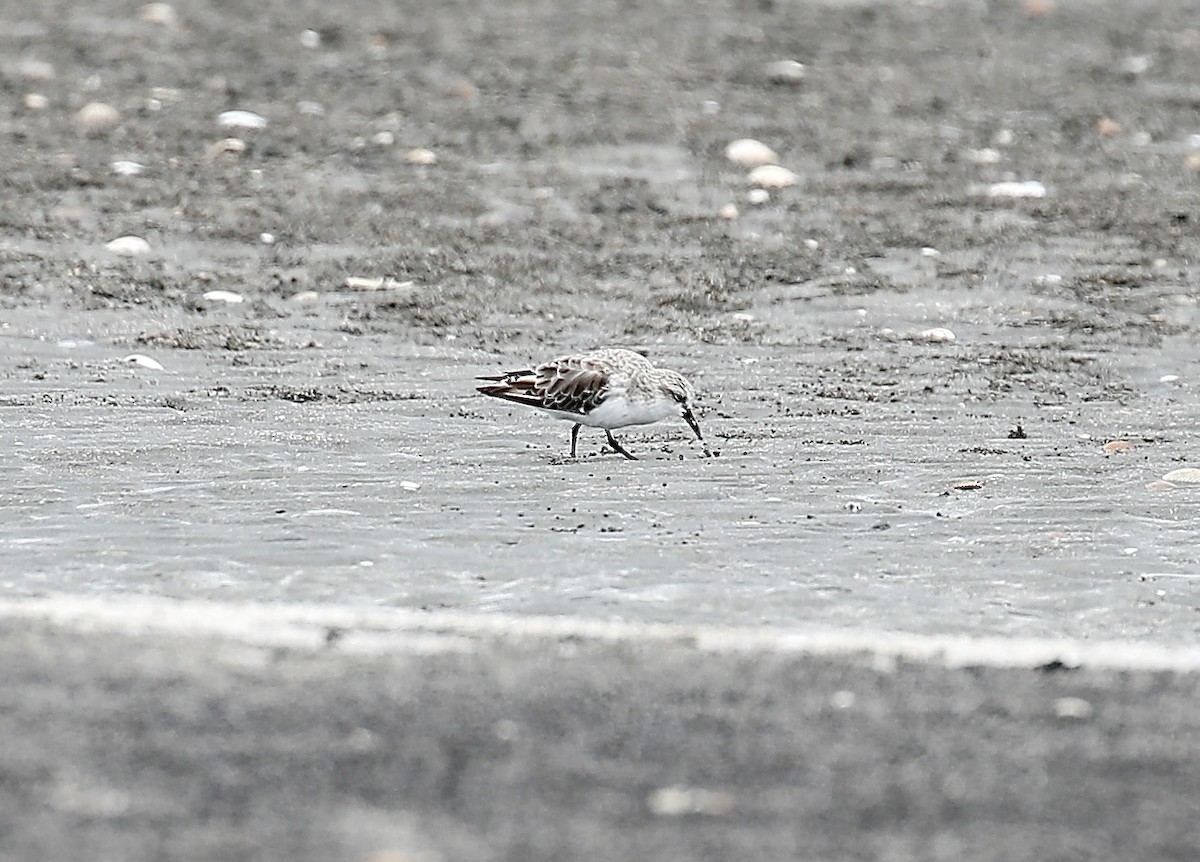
[476,348,704,460]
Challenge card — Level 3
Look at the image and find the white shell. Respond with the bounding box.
[105,235,151,256]
[987,180,1046,198]
[724,138,778,168]
[122,353,164,371]
[647,786,734,817]
[202,290,244,304]
[405,148,438,165]
[218,110,267,129]
[966,147,1002,165]
[748,164,798,189]
[1163,468,1200,484]
[765,59,806,84]
[1120,55,1152,76]
[917,327,957,343]
[77,102,120,131]
[111,160,145,176]
[344,276,414,291]
[1053,697,1094,720]
[141,3,177,26]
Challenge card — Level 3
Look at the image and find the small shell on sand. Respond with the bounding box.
[208,138,247,158]
[23,93,48,110]
[77,102,120,132]
[404,148,438,165]
[1162,468,1200,484]
[966,147,1002,165]
[111,160,145,176]
[717,202,739,220]
[140,3,177,26]
[987,180,1047,198]
[1052,697,1094,720]
[916,327,956,343]
[105,236,151,256]
[345,276,414,291]
[765,59,806,84]
[122,353,164,371]
[202,290,244,304]
[1120,55,1152,76]
[218,110,267,130]
[150,86,183,104]
[748,164,798,189]
[724,138,778,168]
[1102,440,1133,453]
[647,786,735,817]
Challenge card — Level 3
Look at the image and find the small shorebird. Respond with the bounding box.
[476,348,704,460]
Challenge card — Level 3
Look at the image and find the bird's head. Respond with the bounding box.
[659,370,703,442]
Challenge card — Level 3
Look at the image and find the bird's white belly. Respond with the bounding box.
[542,392,674,429]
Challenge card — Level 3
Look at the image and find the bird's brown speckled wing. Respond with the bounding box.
[476,355,613,415]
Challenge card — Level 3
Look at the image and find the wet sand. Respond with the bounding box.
[1,0,1199,858]
[4,597,1200,862]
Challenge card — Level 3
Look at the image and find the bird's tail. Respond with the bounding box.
[475,368,533,383]
[476,370,542,406]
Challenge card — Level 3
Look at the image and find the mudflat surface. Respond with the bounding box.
[2,0,1200,859]
[2,0,1199,640]
[2,604,1200,862]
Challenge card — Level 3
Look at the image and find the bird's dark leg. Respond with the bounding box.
[605,430,637,460]
[570,423,581,458]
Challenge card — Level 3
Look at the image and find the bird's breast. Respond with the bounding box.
[569,392,674,429]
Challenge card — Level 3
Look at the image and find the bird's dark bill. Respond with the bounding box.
[683,408,703,441]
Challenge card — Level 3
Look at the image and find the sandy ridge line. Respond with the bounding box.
[2,595,1199,673]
